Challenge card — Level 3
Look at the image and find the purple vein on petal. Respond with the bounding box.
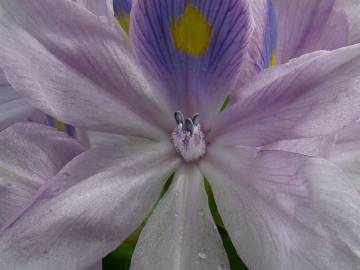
[260,0,277,69]
[131,0,251,118]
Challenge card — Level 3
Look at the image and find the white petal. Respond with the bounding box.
[86,130,152,149]
[0,0,172,139]
[263,136,335,158]
[130,165,229,270]
[0,123,84,227]
[72,0,112,17]
[330,122,360,192]
[273,0,348,64]
[201,146,360,270]
[212,45,360,146]
[84,261,102,270]
[335,0,360,44]
[0,70,33,130]
[0,140,180,270]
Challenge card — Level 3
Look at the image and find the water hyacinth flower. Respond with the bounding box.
[0,0,360,270]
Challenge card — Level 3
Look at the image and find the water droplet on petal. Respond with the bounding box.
[198,210,205,217]
[198,251,208,259]
[218,263,226,270]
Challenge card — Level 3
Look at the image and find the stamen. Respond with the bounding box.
[171,111,206,162]
[185,118,194,135]
[174,111,185,125]
[192,113,200,126]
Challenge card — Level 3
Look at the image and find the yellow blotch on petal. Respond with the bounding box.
[270,51,277,66]
[54,119,66,132]
[171,4,212,56]
[117,13,130,35]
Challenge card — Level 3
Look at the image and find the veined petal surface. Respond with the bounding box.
[261,122,360,192]
[329,122,360,192]
[263,136,335,158]
[201,146,360,270]
[130,165,229,270]
[113,0,132,34]
[72,0,114,17]
[232,0,349,94]
[86,130,152,148]
[273,0,348,64]
[335,0,360,45]
[0,0,173,139]
[236,0,276,86]
[131,0,251,127]
[0,140,180,270]
[114,0,132,15]
[248,0,274,69]
[0,123,84,227]
[213,45,360,146]
[0,70,33,131]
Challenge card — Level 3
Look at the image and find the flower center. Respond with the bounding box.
[171,111,206,162]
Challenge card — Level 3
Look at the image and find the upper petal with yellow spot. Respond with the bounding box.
[170,4,212,57]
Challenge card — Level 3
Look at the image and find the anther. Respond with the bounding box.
[174,111,185,125]
[185,118,194,135]
[192,113,200,126]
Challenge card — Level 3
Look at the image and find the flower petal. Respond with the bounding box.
[73,0,126,40]
[0,0,172,139]
[131,0,251,127]
[240,0,276,78]
[263,136,335,158]
[0,123,84,227]
[113,0,132,15]
[130,165,229,270]
[72,0,113,17]
[85,261,102,270]
[273,0,348,64]
[0,70,33,131]
[212,45,360,146]
[201,146,360,270]
[335,0,360,45]
[330,122,360,192]
[257,0,277,69]
[86,130,152,148]
[113,0,132,34]
[263,122,360,192]
[335,120,360,144]
[0,140,180,270]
